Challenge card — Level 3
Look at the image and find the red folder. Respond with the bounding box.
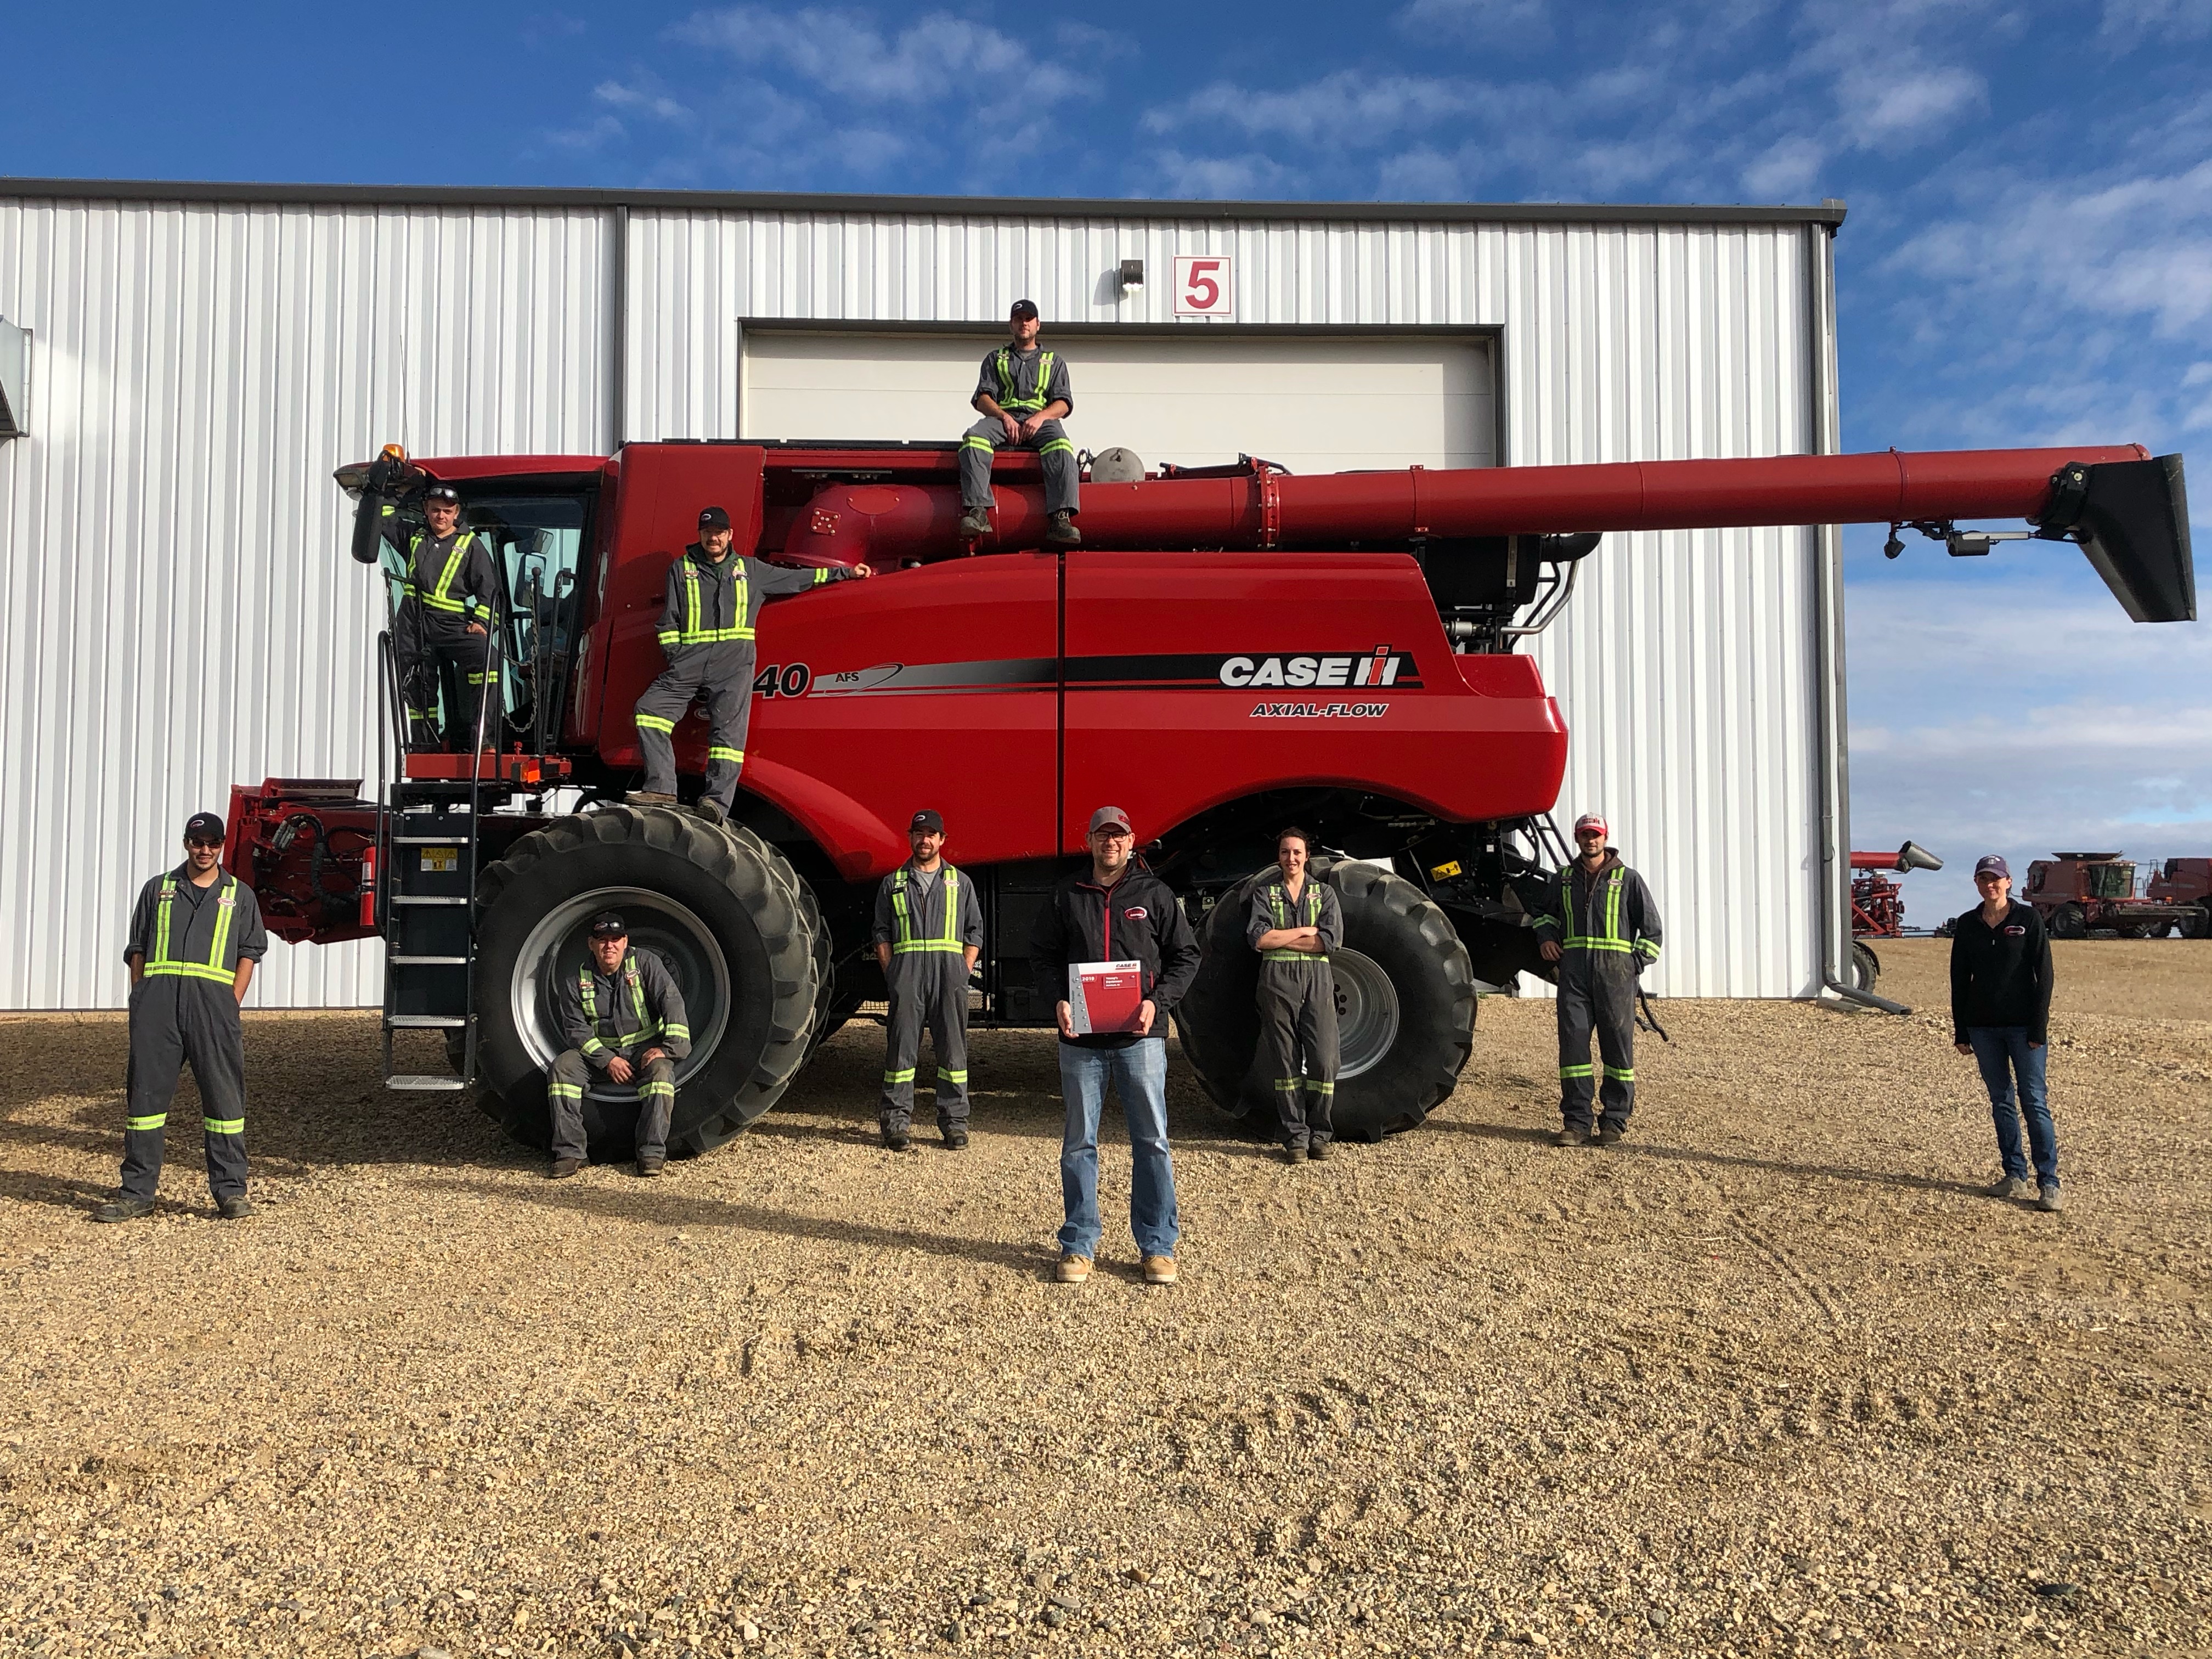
[1068,960,1146,1035]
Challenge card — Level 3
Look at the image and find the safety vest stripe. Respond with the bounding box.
[410,532,482,614]
[579,955,663,1048]
[677,561,754,644]
[890,866,967,953]
[144,874,242,983]
[203,1116,245,1136]
[1261,881,1324,960]
[1555,864,1650,955]
[994,348,1056,413]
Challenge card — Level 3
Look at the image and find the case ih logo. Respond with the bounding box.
[1217,646,1416,690]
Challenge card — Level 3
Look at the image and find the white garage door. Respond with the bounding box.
[740,330,1496,475]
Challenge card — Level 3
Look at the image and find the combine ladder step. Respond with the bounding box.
[391,834,476,844]
[387,1014,469,1028]
[386,1075,468,1092]
[390,955,470,966]
[391,895,469,907]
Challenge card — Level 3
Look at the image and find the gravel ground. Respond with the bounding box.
[3,942,2207,1659]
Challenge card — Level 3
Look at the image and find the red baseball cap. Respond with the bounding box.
[1573,813,1608,837]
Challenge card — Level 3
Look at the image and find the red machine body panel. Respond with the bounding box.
[1060,551,1565,854]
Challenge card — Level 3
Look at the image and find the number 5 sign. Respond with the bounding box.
[1174,255,1233,318]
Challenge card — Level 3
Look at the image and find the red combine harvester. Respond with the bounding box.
[2025,853,2204,938]
[228,439,2195,1159]
[1847,840,1943,988]
[2146,857,2212,939]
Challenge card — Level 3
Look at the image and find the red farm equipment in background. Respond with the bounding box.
[1846,841,1942,991]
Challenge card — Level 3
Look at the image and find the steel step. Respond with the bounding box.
[391,834,476,845]
[387,1014,469,1028]
[386,1074,468,1092]
[390,955,470,966]
[390,895,469,907]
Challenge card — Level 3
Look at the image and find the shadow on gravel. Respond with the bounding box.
[415,1172,1052,1274]
[1430,1116,1988,1197]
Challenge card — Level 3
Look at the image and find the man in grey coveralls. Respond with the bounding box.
[548,910,692,1178]
[97,811,269,1223]
[630,505,871,825]
[384,482,503,752]
[958,299,1081,549]
[873,809,985,1152]
[1247,826,1343,1163]
[1536,812,1663,1147]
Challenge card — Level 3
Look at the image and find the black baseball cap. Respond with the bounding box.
[424,483,460,504]
[699,506,731,531]
[588,910,628,938]
[910,809,944,835]
[183,812,225,845]
[1009,298,1039,319]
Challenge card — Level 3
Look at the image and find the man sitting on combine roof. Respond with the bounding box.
[957,298,1081,549]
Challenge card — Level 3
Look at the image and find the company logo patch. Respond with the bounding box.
[1217,645,1418,690]
[1124,906,1148,921]
[2003,924,2026,936]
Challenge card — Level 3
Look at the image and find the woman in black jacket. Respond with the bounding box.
[1950,855,2061,1212]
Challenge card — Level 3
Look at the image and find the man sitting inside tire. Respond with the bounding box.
[548,910,691,1179]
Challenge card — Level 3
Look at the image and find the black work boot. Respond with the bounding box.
[942,1128,970,1151]
[216,1195,256,1220]
[94,1194,155,1224]
[549,1157,585,1180]
[693,799,727,826]
[635,1158,664,1179]
[958,507,991,539]
[1553,1124,1589,1148]
[1045,510,1082,548]
[883,1128,912,1153]
[1307,1141,1331,1162]
[1595,1123,1626,1147]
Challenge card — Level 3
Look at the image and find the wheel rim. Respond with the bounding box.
[1330,947,1401,1080]
[509,886,732,1101]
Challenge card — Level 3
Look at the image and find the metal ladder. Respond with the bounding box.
[376,620,501,1093]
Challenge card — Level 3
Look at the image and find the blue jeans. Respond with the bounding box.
[1057,1039,1178,1260]
[1967,1026,2059,1188]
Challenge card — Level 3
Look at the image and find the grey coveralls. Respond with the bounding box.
[121,865,269,1201]
[873,861,984,1135]
[549,949,693,1163]
[1533,853,1663,1133]
[1246,877,1344,1149]
[960,345,1079,518]
[635,543,856,811]
[385,520,503,752]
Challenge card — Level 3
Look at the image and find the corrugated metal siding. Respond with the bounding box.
[0,195,1824,1006]
[625,211,1824,996]
[0,200,608,1009]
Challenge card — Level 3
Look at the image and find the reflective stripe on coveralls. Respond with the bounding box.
[993,348,1058,414]
[408,531,488,616]
[1254,879,1339,1148]
[143,875,241,985]
[657,561,834,651]
[879,866,974,1132]
[890,866,966,955]
[577,955,690,1058]
[1548,860,1660,1128]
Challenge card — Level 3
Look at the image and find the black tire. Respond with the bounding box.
[1849,939,1881,991]
[470,805,820,1160]
[2049,902,2087,940]
[2191,905,2212,941]
[1174,860,1477,1142]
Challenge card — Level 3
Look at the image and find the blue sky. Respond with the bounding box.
[6,0,2208,922]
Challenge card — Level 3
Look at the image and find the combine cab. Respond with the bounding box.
[229,436,2194,1160]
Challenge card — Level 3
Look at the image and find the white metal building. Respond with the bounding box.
[0,180,1851,1011]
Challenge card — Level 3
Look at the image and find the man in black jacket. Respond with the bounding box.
[1950,855,2061,1212]
[1030,805,1201,1288]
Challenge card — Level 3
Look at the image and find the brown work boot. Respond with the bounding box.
[635,1158,664,1179]
[958,507,991,539]
[625,791,678,808]
[1141,1254,1179,1286]
[1054,1254,1092,1285]
[1553,1125,1589,1148]
[216,1195,256,1220]
[1045,510,1082,548]
[548,1157,585,1180]
[693,798,726,826]
[1281,1143,1308,1165]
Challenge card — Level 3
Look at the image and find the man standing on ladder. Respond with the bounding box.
[388,483,503,752]
[873,808,984,1153]
[96,812,269,1223]
[1536,812,1663,1147]
[629,506,871,825]
[958,300,1081,548]
[546,911,691,1179]
[1247,826,1342,1164]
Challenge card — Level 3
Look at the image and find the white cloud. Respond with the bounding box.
[1395,0,1555,47]
[1141,71,1473,149]
[1742,134,1826,198]
[1378,146,1467,200]
[1837,65,1987,146]
[594,78,696,126]
[672,6,1094,105]
[1144,149,1297,199]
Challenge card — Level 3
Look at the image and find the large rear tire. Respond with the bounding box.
[2049,902,2087,940]
[470,805,820,1160]
[1174,861,1476,1142]
[1849,939,1881,991]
